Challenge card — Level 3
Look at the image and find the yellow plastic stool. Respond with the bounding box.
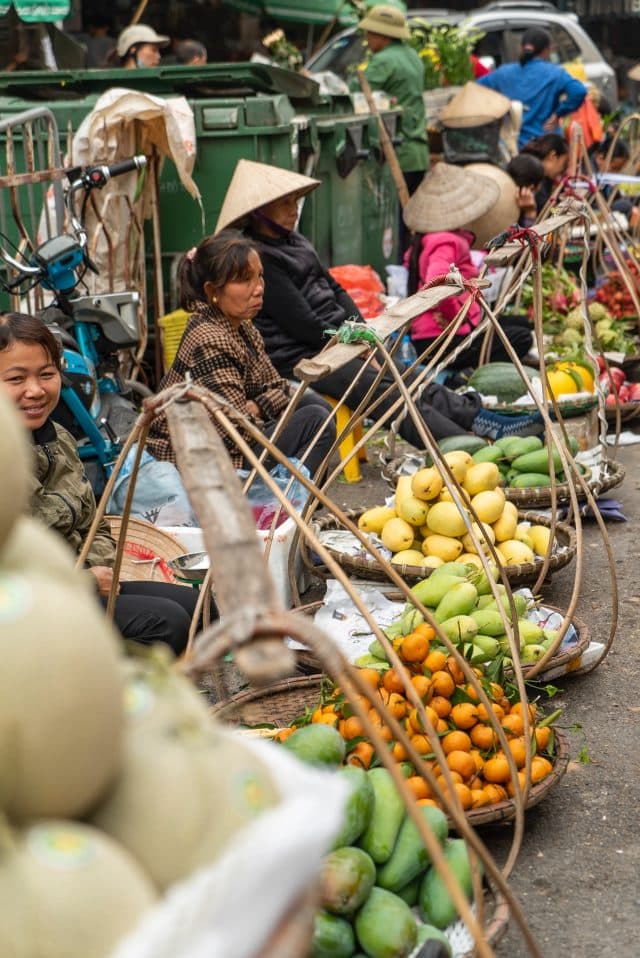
[321,395,368,483]
[157,308,190,372]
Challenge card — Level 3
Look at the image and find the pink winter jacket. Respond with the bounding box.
[404,229,481,341]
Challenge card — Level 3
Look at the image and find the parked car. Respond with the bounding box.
[306,1,618,108]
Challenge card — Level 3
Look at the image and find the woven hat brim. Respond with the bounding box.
[358,14,410,40]
[464,162,520,249]
[440,81,511,128]
[403,167,500,233]
[215,160,321,234]
[628,63,640,81]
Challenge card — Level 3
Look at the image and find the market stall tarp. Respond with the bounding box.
[221,0,405,26]
[0,0,70,20]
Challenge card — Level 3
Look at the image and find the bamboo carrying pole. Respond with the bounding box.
[358,71,410,208]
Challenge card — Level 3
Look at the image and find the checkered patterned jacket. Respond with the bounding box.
[147,302,291,468]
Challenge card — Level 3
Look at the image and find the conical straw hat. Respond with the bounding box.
[439,82,511,129]
[215,160,321,233]
[464,162,520,250]
[628,63,640,82]
[402,162,500,234]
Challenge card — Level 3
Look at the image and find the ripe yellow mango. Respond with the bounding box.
[458,552,484,569]
[358,506,397,535]
[411,467,443,502]
[529,524,552,556]
[470,488,505,525]
[422,534,463,563]
[463,462,501,496]
[390,549,426,567]
[394,476,414,513]
[425,501,468,538]
[496,539,535,565]
[492,501,518,542]
[397,495,430,527]
[438,486,471,505]
[461,521,496,555]
[421,555,444,569]
[442,451,471,483]
[514,522,534,550]
[381,517,414,553]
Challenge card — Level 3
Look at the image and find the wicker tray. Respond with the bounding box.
[309,510,577,587]
[212,675,569,828]
[605,401,640,425]
[291,600,589,683]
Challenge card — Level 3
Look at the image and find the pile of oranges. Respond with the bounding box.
[292,624,556,813]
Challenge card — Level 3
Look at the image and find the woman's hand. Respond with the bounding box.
[543,112,559,132]
[246,400,264,422]
[89,566,120,597]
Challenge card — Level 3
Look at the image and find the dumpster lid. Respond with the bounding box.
[0,62,323,103]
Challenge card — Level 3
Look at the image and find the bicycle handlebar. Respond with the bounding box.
[68,154,147,192]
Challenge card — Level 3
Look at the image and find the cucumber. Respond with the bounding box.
[510,448,563,475]
[310,909,356,958]
[354,887,418,958]
[377,804,449,892]
[419,838,482,930]
[467,362,532,403]
[509,472,553,489]
[282,723,346,767]
[320,846,376,916]
[333,765,375,849]
[358,768,406,864]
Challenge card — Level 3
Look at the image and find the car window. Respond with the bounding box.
[308,32,365,75]
[546,23,581,64]
[474,29,506,67]
[471,19,580,67]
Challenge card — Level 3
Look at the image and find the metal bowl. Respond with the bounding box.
[167,551,210,584]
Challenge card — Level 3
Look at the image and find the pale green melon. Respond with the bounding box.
[0,516,92,591]
[0,390,30,550]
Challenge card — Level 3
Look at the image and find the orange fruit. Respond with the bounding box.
[507,769,529,797]
[490,682,505,699]
[315,712,339,728]
[387,692,409,720]
[431,670,456,699]
[477,702,504,723]
[482,754,511,784]
[482,783,508,804]
[471,788,491,808]
[436,719,449,734]
[417,797,438,807]
[357,668,382,691]
[436,770,463,789]
[392,741,409,762]
[424,649,447,673]
[442,730,472,754]
[463,683,479,701]
[534,726,551,750]
[451,782,473,810]
[531,755,553,783]
[510,701,536,721]
[406,776,432,800]
[507,737,528,768]
[409,705,438,733]
[450,702,480,730]
[347,741,375,768]
[401,632,430,663]
[311,708,324,724]
[273,727,295,743]
[501,713,525,737]
[383,668,406,695]
[377,687,390,706]
[431,695,452,719]
[445,656,465,685]
[410,733,432,755]
[342,715,365,740]
[322,703,337,714]
[469,749,485,773]
[410,674,432,701]
[414,622,436,641]
[470,724,497,751]
[446,750,476,780]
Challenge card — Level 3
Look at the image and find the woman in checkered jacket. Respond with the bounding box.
[147,230,335,478]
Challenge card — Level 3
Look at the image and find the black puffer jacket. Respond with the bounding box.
[247,228,363,379]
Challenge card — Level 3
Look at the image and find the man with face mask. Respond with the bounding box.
[116,24,169,69]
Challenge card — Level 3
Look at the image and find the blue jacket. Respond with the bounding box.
[478,58,587,148]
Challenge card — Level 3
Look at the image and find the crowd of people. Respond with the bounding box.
[1,4,633,655]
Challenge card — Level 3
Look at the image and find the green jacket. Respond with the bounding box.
[362,41,428,173]
[31,419,116,568]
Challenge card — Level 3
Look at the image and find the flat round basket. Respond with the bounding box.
[483,395,597,417]
[106,516,188,584]
[212,675,569,829]
[605,401,640,425]
[308,509,576,587]
[291,600,589,682]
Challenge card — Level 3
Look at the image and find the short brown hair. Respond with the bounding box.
[0,312,62,371]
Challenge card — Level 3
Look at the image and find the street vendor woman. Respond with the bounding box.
[217,158,542,442]
[146,230,336,476]
[0,312,201,655]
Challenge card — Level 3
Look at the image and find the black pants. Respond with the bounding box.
[102,581,202,656]
[413,315,533,373]
[260,392,336,477]
[312,357,481,444]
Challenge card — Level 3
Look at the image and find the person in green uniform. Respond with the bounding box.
[356,4,428,250]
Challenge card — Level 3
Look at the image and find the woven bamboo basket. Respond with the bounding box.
[605,401,640,425]
[106,516,189,584]
[308,510,577,587]
[481,395,598,417]
[291,601,590,682]
[212,675,569,829]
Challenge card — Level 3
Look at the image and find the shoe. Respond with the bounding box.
[472,408,544,440]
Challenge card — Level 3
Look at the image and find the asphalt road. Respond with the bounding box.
[322,436,640,958]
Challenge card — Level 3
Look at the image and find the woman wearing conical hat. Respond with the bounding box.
[215,159,543,442]
[404,162,532,372]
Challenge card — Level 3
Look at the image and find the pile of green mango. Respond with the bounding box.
[471,434,583,490]
[309,763,479,958]
[354,562,560,668]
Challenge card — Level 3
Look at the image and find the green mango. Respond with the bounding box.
[395,874,421,907]
[411,573,466,610]
[377,804,449,893]
[509,472,553,489]
[320,846,376,916]
[415,923,453,956]
[434,581,479,623]
[433,562,474,578]
[502,435,544,460]
[354,887,417,958]
[471,634,500,661]
[368,638,388,660]
[310,910,356,958]
[438,614,478,644]
[282,724,346,768]
[471,445,504,465]
[482,591,528,620]
[354,653,389,671]
[358,768,405,864]
[419,838,482,929]
[470,608,508,636]
[470,564,500,596]
[332,766,375,849]
[516,618,545,646]
[511,447,563,475]
[520,643,547,663]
